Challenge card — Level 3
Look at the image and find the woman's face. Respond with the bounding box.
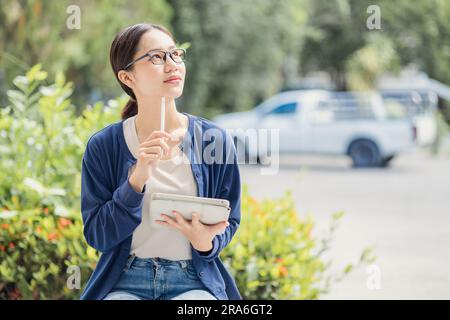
[122,29,186,100]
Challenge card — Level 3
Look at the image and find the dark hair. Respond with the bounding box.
[110,23,176,120]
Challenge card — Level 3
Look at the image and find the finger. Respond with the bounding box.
[158,139,170,155]
[160,214,180,229]
[138,152,160,165]
[139,138,168,148]
[140,146,165,157]
[191,213,201,227]
[139,152,159,160]
[140,139,170,155]
[145,131,171,141]
[172,211,188,228]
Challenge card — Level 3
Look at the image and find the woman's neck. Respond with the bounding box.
[134,96,186,143]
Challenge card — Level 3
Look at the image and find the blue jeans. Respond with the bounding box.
[103,255,217,300]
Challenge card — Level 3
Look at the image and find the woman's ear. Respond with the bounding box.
[117,70,135,89]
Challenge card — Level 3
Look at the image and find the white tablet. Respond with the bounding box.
[149,192,231,228]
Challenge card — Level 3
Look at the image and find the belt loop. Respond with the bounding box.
[152,257,159,268]
[179,260,187,268]
[126,253,136,269]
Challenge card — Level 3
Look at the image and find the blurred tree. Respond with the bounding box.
[380,0,450,85]
[1,0,448,118]
[346,33,400,90]
[299,0,369,90]
[300,0,450,91]
[168,0,309,118]
[0,0,172,109]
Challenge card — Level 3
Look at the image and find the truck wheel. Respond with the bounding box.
[380,155,395,167]
[349,140,382,167]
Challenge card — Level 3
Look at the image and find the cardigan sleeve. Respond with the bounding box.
[80,137,145,253]
[192,130,241,262]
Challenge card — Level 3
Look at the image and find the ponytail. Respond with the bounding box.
[121,98,138,120]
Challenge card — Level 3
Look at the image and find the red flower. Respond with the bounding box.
[278,265,289,277]
[1,223,9,229]
[58,218,72,228]
[43,207,49,214]
[47,232,59,241]
[0,245,5,252]
[8,242,15,250]
[9,288,21,300]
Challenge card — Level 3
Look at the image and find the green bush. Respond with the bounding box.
[0,65,122,299]
[0,66,375,299]
[221,186,376,299]
[0,210,98,299]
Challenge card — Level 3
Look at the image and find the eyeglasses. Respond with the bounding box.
[123,48,186,70]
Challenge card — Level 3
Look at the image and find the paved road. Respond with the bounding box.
[239,137,450,299]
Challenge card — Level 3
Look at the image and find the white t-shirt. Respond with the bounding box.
[123,115,197,260]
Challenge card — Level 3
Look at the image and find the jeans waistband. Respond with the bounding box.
[125,254,193,269]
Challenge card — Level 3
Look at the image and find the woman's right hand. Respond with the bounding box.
[129,131,171,192]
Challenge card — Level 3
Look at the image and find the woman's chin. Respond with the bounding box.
[163,89,183,99]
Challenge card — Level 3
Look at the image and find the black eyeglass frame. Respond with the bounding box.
[123,48,186,70]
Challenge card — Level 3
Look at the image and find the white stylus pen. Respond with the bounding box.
[160,96,165,132]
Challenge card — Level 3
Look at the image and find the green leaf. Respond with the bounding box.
[23,178,45,196]
[343,264,353,274]
[0,210,18,219]
[54,204,69,217]
[26,64,47,82]
[13,76,29,92]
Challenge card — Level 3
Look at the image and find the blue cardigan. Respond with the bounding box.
[79,112,242,300]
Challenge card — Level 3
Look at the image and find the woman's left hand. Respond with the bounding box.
[156,210,229,252]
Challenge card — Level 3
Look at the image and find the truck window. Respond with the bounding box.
[268,102,297,115]
[315,98,375,121]
[311,101,334,123]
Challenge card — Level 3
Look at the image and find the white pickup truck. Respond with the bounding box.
[213,90,438,167]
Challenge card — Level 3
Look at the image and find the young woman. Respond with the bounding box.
[79,23,241,300]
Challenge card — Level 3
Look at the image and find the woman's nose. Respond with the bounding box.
[164,53,179,69]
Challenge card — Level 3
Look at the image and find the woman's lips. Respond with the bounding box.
[164,78,182,84]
